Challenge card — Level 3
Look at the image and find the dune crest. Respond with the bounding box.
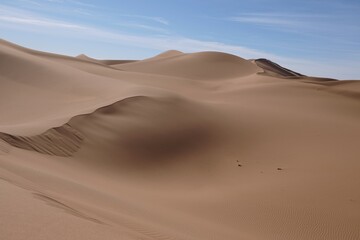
[254,58,304,77]
[150,49,184,59]
[76,54,102,64]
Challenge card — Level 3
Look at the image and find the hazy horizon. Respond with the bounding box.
[1,0,359,79]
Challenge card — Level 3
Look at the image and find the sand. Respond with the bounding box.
[0,39,359,240]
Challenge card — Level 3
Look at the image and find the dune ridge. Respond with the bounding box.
[0,39,359,240]
[254,58,304,77]
[0,124,83,157]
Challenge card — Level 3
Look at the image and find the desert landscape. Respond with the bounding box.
[0,38,359,240]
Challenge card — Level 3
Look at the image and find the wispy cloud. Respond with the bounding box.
[0,15,85,29]
[227,13,326,28]
[69,0,95,8]
[119,14,169,25]
[6,0,95,17]
[117,22,168,33]
[45,0,95,8]
[226,12,360,33]
[18,0,42,6]
[226,12,360,42]
[229,17,296,27]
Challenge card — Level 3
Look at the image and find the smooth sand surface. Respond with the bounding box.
[0,39,359,240]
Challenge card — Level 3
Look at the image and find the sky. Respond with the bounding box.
[0,0,359,79]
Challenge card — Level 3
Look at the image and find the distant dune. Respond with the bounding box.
[0,39,359,240]
[115,51,260,80]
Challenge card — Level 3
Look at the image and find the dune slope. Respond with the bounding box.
[0,40,360,240]
[254,58,304,77]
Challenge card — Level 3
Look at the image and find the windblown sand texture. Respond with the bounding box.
[0,39,359,240]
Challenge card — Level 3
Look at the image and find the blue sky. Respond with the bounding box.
[0,0,359,79]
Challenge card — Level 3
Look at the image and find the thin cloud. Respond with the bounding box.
[229,16,298,26]
[0,15,85,29]
[119,14,169,25]
[227,13,323,28]
[8,1,94,17]
[117,22,168,33]
[45,0,64,2]
[226,12,358,29]
[226,12,360,38]
[69,0,95,8]
[45,0,95,8]
[18,0,43,6]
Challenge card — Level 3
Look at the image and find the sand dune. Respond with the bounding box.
[0,39,359,240]
[115,51,260,80]
[147,49,184,59]
[76,54,105,64]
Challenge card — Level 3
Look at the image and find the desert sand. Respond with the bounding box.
[0,39,359,240]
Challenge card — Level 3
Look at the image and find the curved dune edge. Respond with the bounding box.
[0,124,83,157]
[0,95,220,159]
